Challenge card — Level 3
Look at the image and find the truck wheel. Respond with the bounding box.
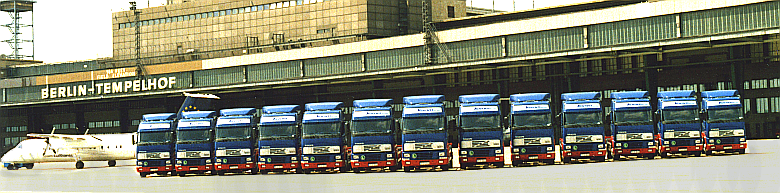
[75,161,84,169]
[260,170,269,175]
[543,160,555,165]
[250,168,259,175]
[562,157,571,164]
[441,163,450,171]
[217,171,225,176]
[493,162,504,168]
[6,164,17,170]
[170,171,177,176]
[178,172,186,177]
[705,150,713,156]
[737,149,746,154]
[108,160,116,167]
[644,154,655,159]
[659,152,668,158]
[25,163,34,169]
[594,156,606,162]
[403,167,412,172]
[139,172,148,177]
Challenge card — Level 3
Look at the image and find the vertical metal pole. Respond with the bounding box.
[422,0,436,65]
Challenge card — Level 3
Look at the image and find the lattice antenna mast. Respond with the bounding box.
[0,0,35,60]
[130,1,147,78]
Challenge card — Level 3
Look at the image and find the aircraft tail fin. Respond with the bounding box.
[177,92,220,119]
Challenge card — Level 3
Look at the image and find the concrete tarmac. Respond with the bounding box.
[1,140,779,193]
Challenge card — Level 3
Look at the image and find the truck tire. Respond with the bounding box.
[692,151,703,157]
[441,163,451,171]
[659,152,668,158]
[139,172,148,177]
[178,172,186,177]
[543,159,555,165]
[250,168,258,175]
[737,149,746,154]
[493,162,504,168]
[644,154,655,159]
[403,167,412,172]
[562,157,571,164]
[705,150,713,156]
[593,156,606,162]
[75,161,84,169]
[217,171,225,176]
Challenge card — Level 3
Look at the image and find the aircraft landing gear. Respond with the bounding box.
[75,161,85,169]
[6,164,18,170]
[108,160,116,167]
[25,163,33,169]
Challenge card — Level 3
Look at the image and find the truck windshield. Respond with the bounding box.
[138,131,172,146]
[662,109,699,124]
[707,108,743,123]
[460,115,500,131]
[614,110,652,126]
[177,129,211,144]
[302,122,340,138]
[216,126,252,142]
[512,113,551,129]
[564,112,602,128]
[402,117,444,134]
[351,120,392,136]
[259,125,297,140]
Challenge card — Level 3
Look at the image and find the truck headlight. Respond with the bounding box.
[740,138,745,142]
[461,151,467,155]
[353,155,360,160]
[137,161,143,166]
[648,142,654,146]
[302,157,308,161]
[664,141,669,145]
[291,157,297,161]
[695,140,701,144]
[403,153,410,158]
[546,147,553,151]
[335,155,341,160]
[616,143,621,147]
[438,152,445,157]
[165,160,171,164]
[565,146,571,150]
[597,144,604,149]
[246,157,252,162]
[387,154,393,158]
[176,160,182,165]
[495,149,501,154]
[709,139,714,144]
[259,158,266,162]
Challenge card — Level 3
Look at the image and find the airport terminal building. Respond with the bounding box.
[2,0,780,154]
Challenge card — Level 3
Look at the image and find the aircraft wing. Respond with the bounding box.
[26,134,89,141]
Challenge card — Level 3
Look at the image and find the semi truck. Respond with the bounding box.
[560,92,607,163]
[608,91,656,160]
[136,113,177,177]
[300,102,346,173]
[657,90,704,157]
[508,93,555,166]
[349,99,400,172]
[457,94,504,168]
[400,95,451,171]
[214,108,259,175]
[701,90,747,155]
[175,111,218,176]
[257,105,302,174]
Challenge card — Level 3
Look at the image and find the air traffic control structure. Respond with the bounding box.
[2,0,780,155]
[0,0,34,60]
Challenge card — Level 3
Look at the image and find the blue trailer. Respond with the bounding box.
[175,111,218,176]
[400,95,451,172]
[457,94,504,168]
[508,93,555,166]
[560,92,607,163]
[136,113,177,177]
[300,102,346,173]
[608,91,657,160]
[657,90,704,157]
[701,90,746,155]
[258,105,302,174]
[214,108,259,175]
[349,99,400,172]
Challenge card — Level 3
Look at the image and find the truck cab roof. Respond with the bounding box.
[403,95,444,105]
[219,108,257,116]
[353,99,393,108]
[510,93,550,102]
[562,92,601,101]
[181,111,218,119]
[658,90,696,98]
[262,105,301,114]
[701,90,739,98]
[610,91,649,99]
[142,113,177,122]
[458,94,499,103]
[305,102,344,111]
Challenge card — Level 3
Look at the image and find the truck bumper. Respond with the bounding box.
[708,143,746,151]
[562,150,607,159]
[401,158,449,167]
[661,145,703,153]
[259,163,298,170]
[459,156,503,164]
[350,160,396,168]
[512,153,555,162]
[615,148,656,156]
[137,166,174,173]
[301,161,343,169]
[175,165,212,172]
[215,163,254,171]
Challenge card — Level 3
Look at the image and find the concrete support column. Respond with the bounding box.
[119,101,130,133]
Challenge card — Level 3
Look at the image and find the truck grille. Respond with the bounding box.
[226,157,244,164]
[266,156,289,164]
[311,155,332,163]
[470,149,491,157]
[363,154,383,161]
[412,152,437,160]
[673,139,695,146]
[519,146,546,154]
[572,145,598,151]
[145,160,166,167]
[717,138,739,144]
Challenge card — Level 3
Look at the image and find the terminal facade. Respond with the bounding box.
[2,0,780,155]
